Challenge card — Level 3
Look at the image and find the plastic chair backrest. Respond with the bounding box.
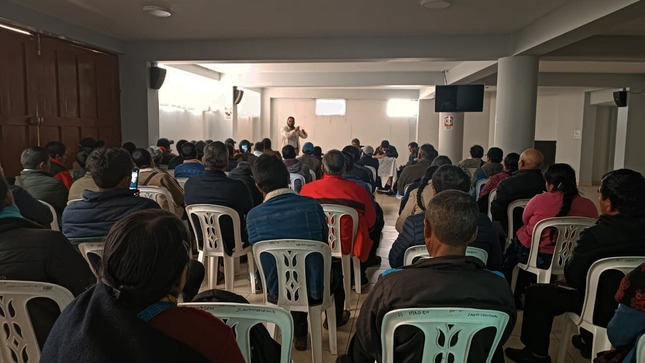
[309,169,316,181]
[38,200,59,231]
[253,239,332,313]
[0,281,74,363]
[180,302,294,363]
[381,307,510,363]
[289,173,306,192]
[487,189,497,220]
[637,334,645,363]
[175,177,188,188]
[506,198,530,240]
[66,198,82,206]
[138,186,175,212]
[77,242,105,276]
[466,246,489,265]
[475,178,489,200]
[404,246,488,266]
[321,205,358,258]
[365,166,377,182]
[185,204,245,257]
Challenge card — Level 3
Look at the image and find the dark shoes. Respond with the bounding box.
[294,335,307,351]
[336,354,353,363]
[571,334,592,359]
[505,347,552,363]
[364,255,382,268]
[323,309,351,329]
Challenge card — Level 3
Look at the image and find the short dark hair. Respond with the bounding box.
[322,150,345,176]
[226,143,235,159]
[254,142,265,152]
[203,142,228,169]
[176,139,188,152]
[431,155,452,167]
[408,142,419,149]
[45,141,66,158]
[470,145,484,158]
[121,142,136,154]
[101,209,189,309]
[426,190,478,247]
[418,144,438,161]
[342,151,354,172]
[87,147,133,188]
[132,148,153,169]
[313,146,322,157]
[504,152,520,173]
[252,155,290,194]
[262,138,272,150]
[20,147,50,169]
[380,140,390,148]
[282,145,296,159]
[432,165,471,193]
[600,169,645,217]
[486,147,503,163]
[341,145,360,162]
[180,143,197,159]
[195,141,206,159]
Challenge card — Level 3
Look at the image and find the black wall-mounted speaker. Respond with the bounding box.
[613,90,628,107]
[233,86,244,105]
[150,66,167,90]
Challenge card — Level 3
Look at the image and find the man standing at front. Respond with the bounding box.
[281,116,308,154]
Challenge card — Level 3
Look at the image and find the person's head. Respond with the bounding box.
[287,116,295,128]
[20,147,50,172]
[101,210,189,309]
[424,190,479,257]
[431,155,452,167]
[322,150,345,176]
[418,143,438,162]
[599,169,645,217]
[254,141,265,152]
[342,151,354,172]
[148,146,163,166]
[156,138,174,153]
[224,138,236,148]
[503,152,520,173]
[313,146,323,157]
[431,165,471,194]
[518,148,544,170]
[342,145,360,162]
[252,154,290,195]
[486,147,503,164]
[469,145,484,159]
[87,147,134,189]
[45,141,68,163]
[226,143,235,160]
[122,142,136,155]
[180,142,197,160]
[195,141,206,159]
[80,137,104,151]
[203,141,228,170]
[416,165,440,210]
[408,142,419,154]
[362,146,374,157]
[132,148,153,169]
[302,142,314,154]
[542,163,580,218]
[282,145,297,160]
[176,139,187,153]
[262,138,273,150]
[239,139,252,154]
[380,140,390,151]
[351,138,361,150]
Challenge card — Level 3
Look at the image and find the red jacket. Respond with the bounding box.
[301,175,376,261]
[50,158,73,190]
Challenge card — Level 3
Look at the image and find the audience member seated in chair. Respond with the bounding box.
[471,147,504,193]
[506,169,645,363]
[184,141,254,255]
[167,139,188,170]
[0,173,94,349]
[342,145,375,190]
[247,155,349,351]
[389,165,502,271]
[283,144,313,186]
[396,144,437,197]
[62,147,160,238]
[68,152,100,201]
[45,141,73,190]
[337,190,516,363]
[41,210,241,362]
[15,146,68,214]
[174,142,206,179]
[2,163,54,227]
[458,144,485,175]
[478,152,520,213]
[132,148,185,217]
[300,142,323,179]
[228,160,264,207]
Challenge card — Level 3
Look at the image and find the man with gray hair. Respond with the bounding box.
[337,190,516,363]
[184,141,254,255]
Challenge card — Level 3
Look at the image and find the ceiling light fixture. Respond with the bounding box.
[419,0,451,9]
[143,5,172,18]
[0,23,31,35]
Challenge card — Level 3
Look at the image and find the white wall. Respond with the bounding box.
[158,107,206,143]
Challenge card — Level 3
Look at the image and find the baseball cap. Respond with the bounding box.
[80,137,105,149]
[225,138,236,145]
[156,138,174,149]
[362,146,374,155]
[302,142,314,153]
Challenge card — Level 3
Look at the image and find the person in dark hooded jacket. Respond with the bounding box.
[227,161,263,206]
[282,145,312,192]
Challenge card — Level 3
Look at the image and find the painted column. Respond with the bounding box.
[438,112,464,163]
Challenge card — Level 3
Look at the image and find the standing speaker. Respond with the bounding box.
[613,90,628,107]
[149,66,167,90]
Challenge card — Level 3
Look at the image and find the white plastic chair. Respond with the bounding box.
[466,246,489,265]
[185,204,256,293]
[322,204,360,302]
[365,166,377,183]
[138,186,175,212]
[175,177,188,188]
[381,307,510,363]
[556,256,645,363]
[637,334,645,363]
[289,173,306,192]
[511,217,596,288]
[180,302,294,363]
[487,188,497,221]
[253,239,337,363]
[38,200,59,231]
[78,242,105,277]
[66,198,82,206]
[309,169,317,181]
[404,245,488,266]
[475,178,489,200]
[505,198,530,248]
[0,281,74,363]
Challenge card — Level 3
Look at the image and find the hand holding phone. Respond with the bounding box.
[129,168,140,190]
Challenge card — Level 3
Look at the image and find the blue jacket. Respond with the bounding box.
[174,161,205,178]
[62,189,160,238]
[246,190,328,300]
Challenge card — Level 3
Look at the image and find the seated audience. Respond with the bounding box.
[339,190,516,363]
[299,142,322,179]
[225,143,238,172]
[62,147,160,238]
[72,137,104,174]
[132,148,185,217]
[351,138,361,150]
[262,138,282,159]
[247,155,349,350]
[282,144,312,191]
[313,146,323,162]
[374,140,398,158]
[225,138,237,153]
[458,144,485,176]
[157,137,176,165]
[358,146,379,173]
[234,139,256,164]
[167,139,187,170]
[15,146,68,214]
[478,152,520,212]
[68,158,99,202]
[184,142,254,255]
[252,141,265,157]
[342,145,374,190]
[227,160,263,207]
[174,142,205,179]
[45,141,73,190]
[3,161,54,226]
[396,143,438,200]
[121,141,136,154]
[471,146,504,188]
[389,165,502,271]
[405,142,419,166]
[505,169,645,363]
[41,210,243,362]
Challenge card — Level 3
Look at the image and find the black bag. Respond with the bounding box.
[191,289,282,363]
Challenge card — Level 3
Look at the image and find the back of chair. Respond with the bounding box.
[185,204,244,257]
[66,198,82,206]
[38,200,59,231]
[365,166,377,182]
[289,173,306,192]
[466,246,489,265]
[309,169,317,181]
[180,302,293,363]
[78,242,105,277]
[381,307,510,363]
[403,245,429,266]
[637,334,645,363]
[253,240,332,313]
[506,198,530,244]
[175,177,188,188]
[0,281,74,363]
[487,189,497,221]
[321,204,358,258]
[138,186,175,212]
[475,178,489,200]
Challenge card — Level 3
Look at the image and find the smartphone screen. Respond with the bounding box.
[129,168,139,190]
[241,144,249,153]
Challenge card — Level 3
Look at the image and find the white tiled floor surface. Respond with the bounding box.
[207,187,601,363]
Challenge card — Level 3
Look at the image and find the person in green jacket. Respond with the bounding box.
[15,146,68,215]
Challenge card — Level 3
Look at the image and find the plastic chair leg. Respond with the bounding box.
[326,305,338,354]
[309,307,324,363]
[352,256,361,294]
[556,315,576,363]
[591,327,611,359]
[208,256,220,290]
[224,255,235,292]
[510,266,519,293]
[247,252,257,294]
[341,255,351,309]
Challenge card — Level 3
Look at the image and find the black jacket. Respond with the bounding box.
[358,156,379,173]
[10,185,53,227]
[490,169,546,230]
[227,161,263,207]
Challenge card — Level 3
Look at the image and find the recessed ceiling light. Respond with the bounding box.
[143,5,172,18]
[419,0,451,9]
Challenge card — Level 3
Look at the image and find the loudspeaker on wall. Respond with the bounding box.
[150,66,167,90]
[233,86,244,105]
[613,90,628,107]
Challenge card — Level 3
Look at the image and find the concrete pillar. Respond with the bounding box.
[620,91,645,174]
[416,99,439,146]
[438,112,464,163]
[494,56,539,153]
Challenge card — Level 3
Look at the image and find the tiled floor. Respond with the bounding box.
[212,187,601,363]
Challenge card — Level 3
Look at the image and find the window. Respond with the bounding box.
[315,99,346,116]
[387,99,419,117]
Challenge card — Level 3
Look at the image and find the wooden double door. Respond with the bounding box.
[0,25,121,177]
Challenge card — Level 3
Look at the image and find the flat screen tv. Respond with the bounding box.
[435,84,485,112]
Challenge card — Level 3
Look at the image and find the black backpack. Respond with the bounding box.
[191,289,282,363]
